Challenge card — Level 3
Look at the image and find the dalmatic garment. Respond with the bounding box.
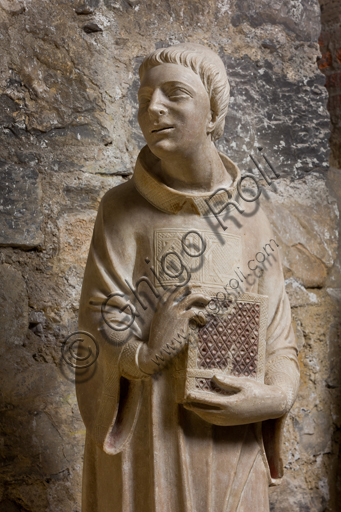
[77,146,299,512]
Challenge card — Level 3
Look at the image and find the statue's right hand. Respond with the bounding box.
[138,287,210,375]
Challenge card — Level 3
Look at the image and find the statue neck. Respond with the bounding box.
[155,140,232,194]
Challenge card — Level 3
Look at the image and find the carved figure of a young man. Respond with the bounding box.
[77,43,299,512]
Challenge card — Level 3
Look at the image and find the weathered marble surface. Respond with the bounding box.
[0,0,340,510]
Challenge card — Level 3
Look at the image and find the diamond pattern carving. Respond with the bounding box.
[196,301,260,379]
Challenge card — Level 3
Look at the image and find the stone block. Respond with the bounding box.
[0,263,28,349]
[0,162,43,249]
[57,211,96,267]
[260,175,339,286]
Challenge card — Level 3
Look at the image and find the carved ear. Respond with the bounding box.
[207,110,217,135]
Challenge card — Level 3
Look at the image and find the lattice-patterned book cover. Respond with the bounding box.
[176,292,269,403]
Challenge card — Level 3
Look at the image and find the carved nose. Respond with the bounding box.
[150,107,166,116]
[148,90,167,117]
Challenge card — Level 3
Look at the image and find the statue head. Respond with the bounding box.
[139,43,230,142]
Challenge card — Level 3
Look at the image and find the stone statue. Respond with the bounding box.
[76,43,300,512]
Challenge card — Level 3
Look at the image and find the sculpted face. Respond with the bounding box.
[137,63,215,160]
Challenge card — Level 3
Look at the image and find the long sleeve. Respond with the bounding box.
[253,207,300,481]
[260,254,299,413]
[76,186,145,455]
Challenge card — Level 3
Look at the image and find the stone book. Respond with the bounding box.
[176,293,269,403]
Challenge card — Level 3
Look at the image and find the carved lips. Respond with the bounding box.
[151,126,174,134]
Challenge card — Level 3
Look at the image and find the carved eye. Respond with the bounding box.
[167,87,192,100]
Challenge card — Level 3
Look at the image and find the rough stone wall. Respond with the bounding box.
[318,0,341,169]
[0,0,340,511]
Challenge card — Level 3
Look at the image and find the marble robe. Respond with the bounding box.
[76,146,299,512]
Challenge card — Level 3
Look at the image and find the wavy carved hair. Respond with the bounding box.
[139,43,230,142]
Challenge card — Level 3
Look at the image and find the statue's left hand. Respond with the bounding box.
[183,375,288,426]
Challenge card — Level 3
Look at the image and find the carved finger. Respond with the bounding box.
[159,286,191,308]
[178,292,211,312]
[184,391,234,408]
[212,375,244,393]
[187,310,208,328]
